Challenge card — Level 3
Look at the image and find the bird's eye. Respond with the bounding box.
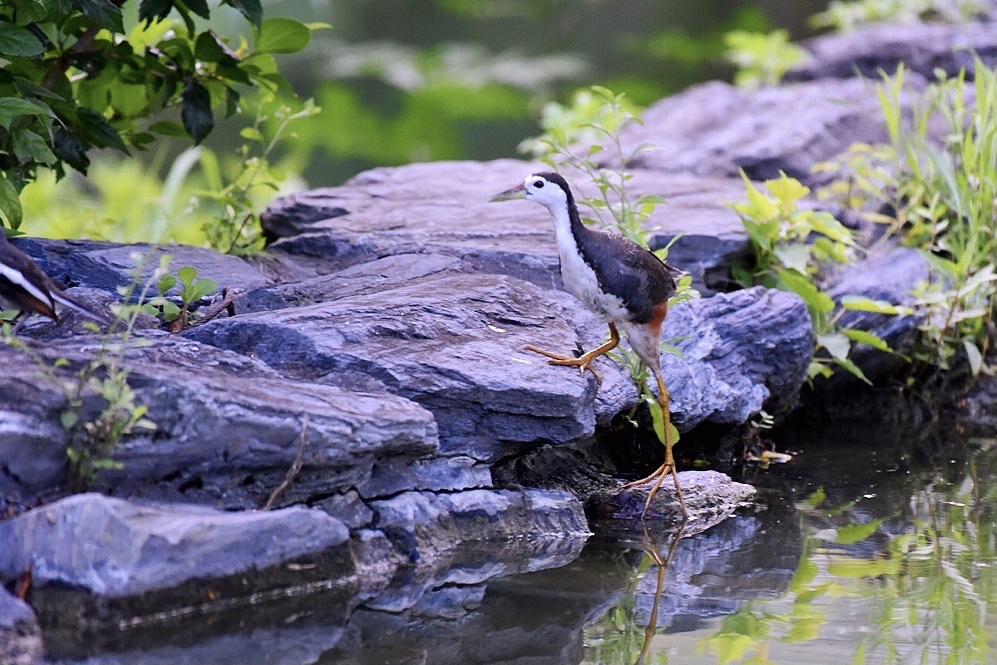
[533,180,545,189]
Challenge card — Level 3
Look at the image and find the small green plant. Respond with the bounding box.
[151,264,218,330]
[723,29,808,88]
[731,171,908,382]
[0,252,173,488]
[520,86,665,247]
[819,63,997,378]
[811,0,986,32]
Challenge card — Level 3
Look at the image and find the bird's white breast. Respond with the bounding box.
[554,225,630,323]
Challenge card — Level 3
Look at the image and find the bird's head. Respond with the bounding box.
[490,172,574,213]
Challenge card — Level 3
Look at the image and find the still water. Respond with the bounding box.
[45,419,996,665]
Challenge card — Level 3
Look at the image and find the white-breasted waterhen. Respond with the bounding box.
[491,172,687,519]
[0,232,110,329]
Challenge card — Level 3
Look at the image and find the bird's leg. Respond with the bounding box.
[522,322,620,385]
[621,368,688,520]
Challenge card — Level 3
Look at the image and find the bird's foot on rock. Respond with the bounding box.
[621,462,689,520]
[520,344,604,384]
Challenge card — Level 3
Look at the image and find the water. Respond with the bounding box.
[43,420,996,664]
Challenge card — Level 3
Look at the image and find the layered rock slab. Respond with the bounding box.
[787,20,997,82]
[614,77,924,184]
[262,159,753,294]
[0,338,438,509]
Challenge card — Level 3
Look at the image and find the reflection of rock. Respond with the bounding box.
[0,587,41,665]
[632,510,802,628]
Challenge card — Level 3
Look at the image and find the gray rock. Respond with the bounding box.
[961,372,997,434]
[260,159,754,294]
[12,238,269,299]
[0,493,350,597]
[787,20,997,82]
[664,287,813,427]
[369,489,590,566]
[0,337,439,508]
[824,247,929,383]
[0,587,42,665]
[188,271,631,462]
[614,77,925,184]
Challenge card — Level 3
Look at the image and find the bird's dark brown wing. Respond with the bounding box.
[0,236,58,319]
[574,226,676,325]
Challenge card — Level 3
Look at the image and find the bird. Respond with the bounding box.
[0,231,111,329]
[491,172,687,519]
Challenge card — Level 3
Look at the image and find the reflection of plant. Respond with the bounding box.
[723,30,807,89]
[700,471,997,665]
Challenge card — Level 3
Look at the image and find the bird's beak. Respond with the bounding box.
[489,183,526,202]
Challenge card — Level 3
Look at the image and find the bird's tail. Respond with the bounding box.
[51,289,113,326]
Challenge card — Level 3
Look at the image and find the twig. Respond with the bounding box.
[263,413,309,510]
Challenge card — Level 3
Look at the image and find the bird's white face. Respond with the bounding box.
[522,174,568,210]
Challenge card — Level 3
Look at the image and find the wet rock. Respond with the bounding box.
[0,493,351,597]
[495,445,755,526]
[823,247,929,384]
[614,77,924,184]
[960,371,997,434]
[261,159,753,294]
[787,20,997,82]
[0,587,42,665]
[0,338,438,509]
[370,489,590,566]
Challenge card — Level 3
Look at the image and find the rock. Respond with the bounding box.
[188,271,633,462]
[823,247,929,384]
[494,445,755,526]
[664,287,813,427]
[0,493,352,598]
[959,371,997,434]
[12,237,270,299]
[0,587,42,665]
[787,20,997,82]
[260,159,754,294]
[0,337,439,510]
[369,488,590,565]
[614,77,925,184]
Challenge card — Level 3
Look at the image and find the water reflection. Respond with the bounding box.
[40,428,996,664]
[585,431,997,665]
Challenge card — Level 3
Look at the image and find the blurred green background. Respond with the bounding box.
[23,0,828,243]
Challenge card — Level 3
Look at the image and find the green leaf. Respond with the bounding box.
[240,126,263,141]
[157,274,177,294]
[53,128,90,173]
[832,356,872,385]
[0,23,45,56]
[839,295,912,315]
[77,109,129,152]
[776,268,835,316]
[149,121,189,137]
[257,18,310,54]
[842,328,893,353]
[189,278,217,301]
[836,518,885,545]
[60,410,78,430]
[182,0,210,19]
[77,0,124,32]
[12,129,57,165]
[181,80,213,144]
[177,266,198,286]
[195,31,238,62]
[138,0,174,22]
[964,340,983,376]
[765,173,810,203]
[0,174,24,229]
[223,0,262,27]
[817,332,850,361]
[774,243,811,273]
[0,97,52,129]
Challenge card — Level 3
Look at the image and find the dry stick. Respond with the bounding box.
[264,413,309,510]
[179,288,243,332]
